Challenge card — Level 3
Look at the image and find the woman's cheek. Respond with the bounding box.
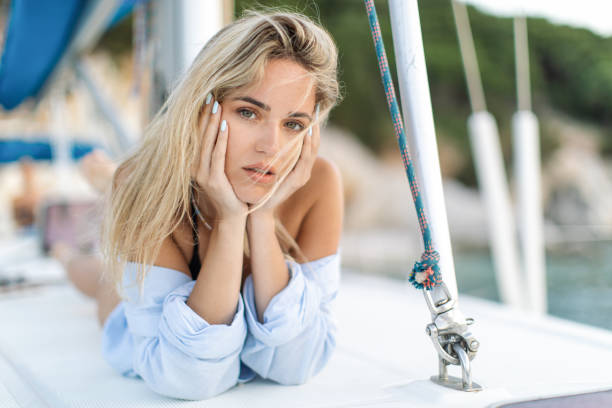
[224,129,236,175]
[224,125,247,178]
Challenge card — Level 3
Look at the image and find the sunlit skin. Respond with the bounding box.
[221,59,317,205]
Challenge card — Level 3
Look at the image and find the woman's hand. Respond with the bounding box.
[250,112,320,215]
[192,95,248,222]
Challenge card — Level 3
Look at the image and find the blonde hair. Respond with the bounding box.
[102,9,341,289]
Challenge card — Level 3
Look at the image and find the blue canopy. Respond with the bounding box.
[0,0,88,110]
[0,0,147,111]
[0,138,99,163]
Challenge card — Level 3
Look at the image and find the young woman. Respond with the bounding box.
[96,10,343,400]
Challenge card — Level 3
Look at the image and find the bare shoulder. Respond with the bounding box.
[294,156,344,261]
[292,156,342,203]
[153,233,191,278]
[123,226,191,278]
[311,156,343,193]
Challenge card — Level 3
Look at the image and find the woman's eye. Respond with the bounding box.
[286,121,304,131]
[238,108,256,120]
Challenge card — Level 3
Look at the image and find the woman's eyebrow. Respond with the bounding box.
[233,96,313,122]
[233,96,270,111]
[288,112,313,122]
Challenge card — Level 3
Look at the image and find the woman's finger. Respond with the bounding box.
[312,104,321,155]
[288,128,313,183]
[201,100,222,173]
[303,124,317,166]
[210,118,228,178]
[263,132,311,208]
[197,95,214,172]
[198,93,213,130]
[311,122,321,156]
[303,126,313,160]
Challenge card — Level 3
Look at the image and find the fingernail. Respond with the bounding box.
[220,119,227,132]
[315,103,320,120]
[212,101,219,114]
[206,93,212,105]
[308,126,312,136]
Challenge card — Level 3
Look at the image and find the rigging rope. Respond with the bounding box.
[364,0,441,290]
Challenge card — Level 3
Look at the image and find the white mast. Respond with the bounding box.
[151,0,225,111]
[512,16,547,314]
[387,1,482,391]
[451,0,524,310]
[387,0,458,302]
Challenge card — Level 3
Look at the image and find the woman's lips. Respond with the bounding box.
[244,168,276,184]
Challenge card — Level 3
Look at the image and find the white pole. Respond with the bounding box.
[451,1,524,309]
[450,1,486,113]
[388,0,458,302]
[469,112,524,308]
[514,17,531,113]
[153,0,224,94]
[513,17,547,314]
[180,0,224,75]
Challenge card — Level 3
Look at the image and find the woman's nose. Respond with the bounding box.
[255,124,280,155]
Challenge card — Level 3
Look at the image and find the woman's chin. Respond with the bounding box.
[230,177,274,206]
[236,189,268,206]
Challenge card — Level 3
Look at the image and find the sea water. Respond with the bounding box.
[346,240,612,331]
[454,241,612,331]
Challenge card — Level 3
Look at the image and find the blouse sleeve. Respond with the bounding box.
[239,252,341,385]
[104,263,247,400]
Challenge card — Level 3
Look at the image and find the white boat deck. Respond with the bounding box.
[1,239,612,407]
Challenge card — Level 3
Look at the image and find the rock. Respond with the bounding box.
[541,114,612,240]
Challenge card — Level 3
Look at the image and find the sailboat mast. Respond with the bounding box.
[387,0,458,301]
[512,16,547,314]
[514,17,531,112]
[451,0,524,310]
[149,0,225,115]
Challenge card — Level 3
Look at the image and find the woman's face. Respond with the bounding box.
[221,58,317,204]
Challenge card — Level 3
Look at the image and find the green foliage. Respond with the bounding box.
[529,18,612,121]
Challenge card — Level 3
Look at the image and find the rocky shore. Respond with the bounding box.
[318,124,612,272]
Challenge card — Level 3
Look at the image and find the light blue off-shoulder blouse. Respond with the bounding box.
[101,252,341,400]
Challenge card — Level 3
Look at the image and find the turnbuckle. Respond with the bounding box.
[423,282,483,392]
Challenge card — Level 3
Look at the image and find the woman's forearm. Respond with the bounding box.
[240,253,342,384]
[187,216,247,325]
[247,211,290,323]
